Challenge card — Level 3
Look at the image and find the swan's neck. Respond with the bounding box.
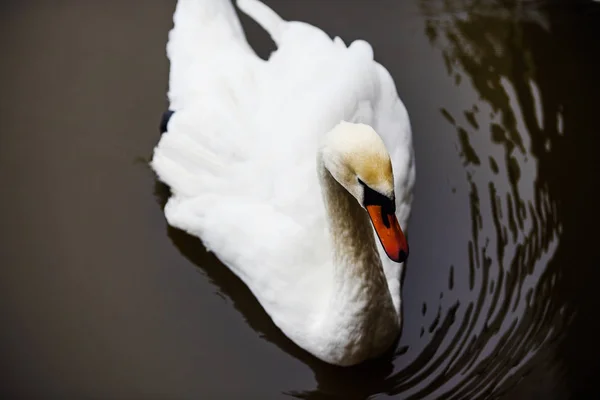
[316,156,399,363]
[318,160,384,285]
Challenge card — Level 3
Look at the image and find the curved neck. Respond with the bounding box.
[313,153,401,364]
[316,154,395,312]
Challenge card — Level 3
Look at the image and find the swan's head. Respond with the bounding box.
[320,121,408,263]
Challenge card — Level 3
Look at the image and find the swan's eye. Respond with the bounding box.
[357,178,395,214]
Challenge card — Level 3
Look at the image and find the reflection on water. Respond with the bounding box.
[154,1,599,398]
[379,1,567,398]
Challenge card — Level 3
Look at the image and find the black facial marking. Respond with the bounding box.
[358,178,396,220]
[160,110,175,134]
[398,249,408,263]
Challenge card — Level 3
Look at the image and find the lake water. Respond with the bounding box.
[2,0,600,398]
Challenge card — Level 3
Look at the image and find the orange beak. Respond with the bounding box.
[366,205,408,263]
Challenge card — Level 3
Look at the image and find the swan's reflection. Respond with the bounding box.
[153,0,594,398]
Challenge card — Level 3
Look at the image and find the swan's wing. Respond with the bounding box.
[260,17,415,311]
[152,0,270,200]
[151,1,414,312]
[372,63,416,230]
[151,0,330,279]
[263,12,416,311]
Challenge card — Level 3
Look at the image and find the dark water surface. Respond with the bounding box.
[2,0,600,398]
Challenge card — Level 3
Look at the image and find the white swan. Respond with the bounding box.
[151,0,415,366]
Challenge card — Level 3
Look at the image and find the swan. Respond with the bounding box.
[151,0,415,366]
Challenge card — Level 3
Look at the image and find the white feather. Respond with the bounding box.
[151,0,415,366]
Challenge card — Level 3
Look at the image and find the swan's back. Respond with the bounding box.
[151,0,414,316]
